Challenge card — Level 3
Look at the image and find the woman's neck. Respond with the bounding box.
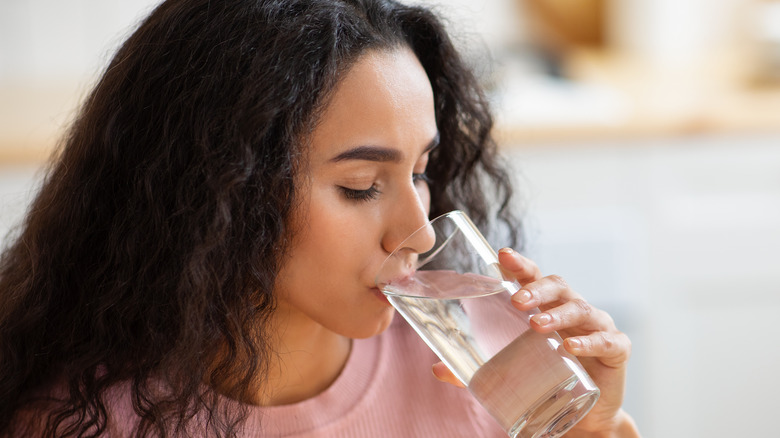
[208,302,353,406]
[257,305,353,406]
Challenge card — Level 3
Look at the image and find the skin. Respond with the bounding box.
[264,46,437,406]
[259,45,640,436]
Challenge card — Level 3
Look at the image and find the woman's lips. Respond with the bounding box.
[371,287,391,305]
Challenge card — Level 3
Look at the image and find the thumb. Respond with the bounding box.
[432,362,466,388]
[497,248,542,284]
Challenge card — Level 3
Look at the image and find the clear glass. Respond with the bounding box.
[376,210,599,438]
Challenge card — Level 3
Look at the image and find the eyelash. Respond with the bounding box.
[340,172,429,202]
[340,185,380,202]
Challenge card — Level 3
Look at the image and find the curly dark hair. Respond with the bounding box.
[0,0,520,436]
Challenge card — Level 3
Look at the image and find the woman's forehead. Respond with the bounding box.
[306,47,436,163]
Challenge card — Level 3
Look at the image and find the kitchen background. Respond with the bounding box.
[2,1,780,436]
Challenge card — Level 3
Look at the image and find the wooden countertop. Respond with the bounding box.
[496,49,780,146]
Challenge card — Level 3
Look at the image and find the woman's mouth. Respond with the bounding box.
[371,287,391,305]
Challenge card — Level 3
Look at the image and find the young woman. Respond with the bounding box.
[0,0,639,436]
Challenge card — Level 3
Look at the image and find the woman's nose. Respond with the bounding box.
[381,184,435,256]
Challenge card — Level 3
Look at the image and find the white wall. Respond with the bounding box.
[0,0,161,82]
[507,133,780,437]
[0,0,164,153]
[0,165,43,245]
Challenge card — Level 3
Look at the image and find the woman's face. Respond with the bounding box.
[274,46,438,339]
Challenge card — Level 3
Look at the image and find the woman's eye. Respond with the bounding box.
[339,185,380,202]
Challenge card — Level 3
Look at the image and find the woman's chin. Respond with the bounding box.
[349,306,396,339]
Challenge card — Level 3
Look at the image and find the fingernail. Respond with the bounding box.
[566,338,582,350]
[513,290,532,303]
[498,247,514,255]
[533,313,552,326]
[431,362,448,380]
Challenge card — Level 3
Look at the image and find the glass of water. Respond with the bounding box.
[375,210,600,438]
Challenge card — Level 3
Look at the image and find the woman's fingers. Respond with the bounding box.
[511,274,578,311]
[497,248,542,285]
[431,362,465,388]
[528,298,615,334]
[490,257,634,434]
[564,331,632,368]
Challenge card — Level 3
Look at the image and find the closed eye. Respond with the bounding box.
[339,185,380,202]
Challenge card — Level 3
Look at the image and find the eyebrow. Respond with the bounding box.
[330,131,440,163]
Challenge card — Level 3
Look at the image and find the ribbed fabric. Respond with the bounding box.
[33,315,507,437]
[236,314,506,437]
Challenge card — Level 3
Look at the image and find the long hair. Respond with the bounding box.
[0,0,519,436]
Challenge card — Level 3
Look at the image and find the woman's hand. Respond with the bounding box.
[431,248,639,437]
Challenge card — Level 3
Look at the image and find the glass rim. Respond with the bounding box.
[374,210,465,290]
[375,210,513,299]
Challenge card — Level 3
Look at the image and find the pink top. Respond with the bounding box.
[34,315,506,437]
[236,315,506,437]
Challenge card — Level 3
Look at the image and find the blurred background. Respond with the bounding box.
[2,1,780,436]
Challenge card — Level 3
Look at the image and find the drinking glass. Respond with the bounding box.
[376,210,600,438]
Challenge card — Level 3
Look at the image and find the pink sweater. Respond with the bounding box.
[237,315,506,437]
[19,315,507,437]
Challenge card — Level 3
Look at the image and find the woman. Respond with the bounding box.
[0,0,639,436]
